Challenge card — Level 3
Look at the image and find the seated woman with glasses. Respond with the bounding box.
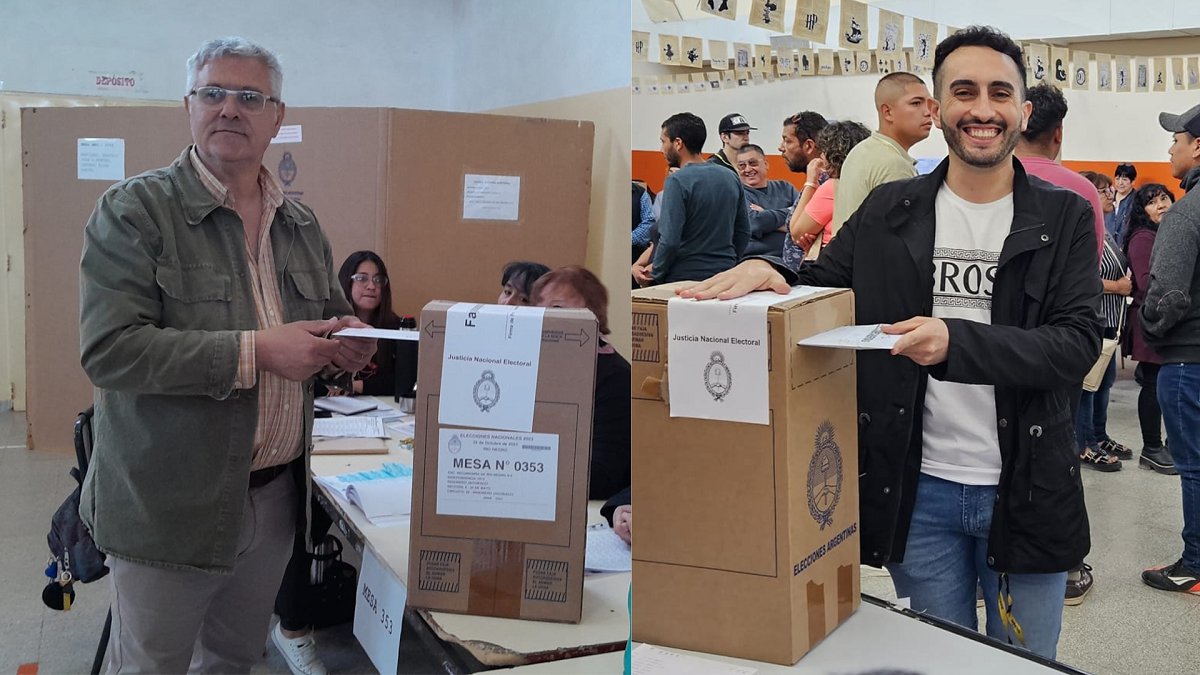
[326,250,401,396]
[530,266,631,504]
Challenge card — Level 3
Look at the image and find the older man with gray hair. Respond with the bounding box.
[79,37,376,673]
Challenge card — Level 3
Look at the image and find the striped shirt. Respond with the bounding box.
[1099,233,1128,330]
[190,146,305,470]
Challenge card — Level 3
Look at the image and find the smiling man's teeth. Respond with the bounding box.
[967,128,998,139]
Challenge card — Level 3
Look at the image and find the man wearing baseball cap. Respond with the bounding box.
[708,113,756,172]
[1140,102,1200,594]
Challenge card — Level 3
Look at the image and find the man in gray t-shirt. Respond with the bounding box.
[652,112,750,284]
[736,144,800,257]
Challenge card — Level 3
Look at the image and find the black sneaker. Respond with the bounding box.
[1139,445,1178,475]
[1098,438,1133,460]
[1065,564,1093,606]
[1141,559,1200,594]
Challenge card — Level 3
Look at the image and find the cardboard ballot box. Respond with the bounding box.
[408,301,597,623]
[631,283,861,665]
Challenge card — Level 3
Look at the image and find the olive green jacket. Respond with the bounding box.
[79,147,352,573]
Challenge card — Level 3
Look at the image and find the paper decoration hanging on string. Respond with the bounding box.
[854,52,873,75]
[1115,57,1131,92]
[777,52,794,77]
[799,49,816,75]
[706,70,722,90]
[1153,58,1167,92]
[734,42,753,70]
[895,50,910,73]
[752,70,766,84]
[632,32,650,62]
[839,51,855,75]
[1096,54,1112,91]
[818,49,835,75]
[1050,47,1071,87]
[659,35,680,65]
[661,76,675,94]
[946,26,962,36]
[680,36,704,68]
[838,0,869,51]
[755,45,773,73]
[692,73,709,92]
[878,9,904,55]
[1172,58,1185,90]
[676,75,691,93]
[632,77,642,95]
[1134,58,1149,93]
[1027,44,1049,86]
[1070,52,1090,90]
[793,50,801,75]
[699,0,738,21]
[912,19,937,68]
[765,71,776,83]
[736,70,752,87]
[749,0,786,32]
[877,52,893,75]
[1188,57,1200,90]
[710,41,729,70]
[721,70,736,88]
[793,0,831,43]
[1020,42,1032,79]
[645,76,659,95]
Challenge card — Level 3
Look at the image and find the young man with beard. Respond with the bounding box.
[777,111,829,267]
[832,72,933,237]
[1140,102,1200,594]
[736,144,800,257]
[651,112,750,284]
[707,113,755,173]
[678,26,1102,658]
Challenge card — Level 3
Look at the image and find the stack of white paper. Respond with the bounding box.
[585,523,631,573]
[314,397,377,415]
[312,416,387,438]
[346,478,412,527]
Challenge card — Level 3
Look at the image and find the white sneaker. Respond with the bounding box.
[271,623,329,675]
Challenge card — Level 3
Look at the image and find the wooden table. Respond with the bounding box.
[310,400,630,672]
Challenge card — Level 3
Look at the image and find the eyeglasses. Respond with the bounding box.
[351,273,388,286]
[188,86,280,114]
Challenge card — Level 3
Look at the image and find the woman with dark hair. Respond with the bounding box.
[498,261,551,306]
[1124,184,1178,475]
[783,120,872,269]
[329,250,402,395]
[531,266,631,509]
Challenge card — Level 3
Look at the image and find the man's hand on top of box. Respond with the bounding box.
[256,318,342,381]
[675,259,791,300]
[884,316,950,366]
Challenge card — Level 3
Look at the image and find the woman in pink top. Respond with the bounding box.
[785,121,871,264]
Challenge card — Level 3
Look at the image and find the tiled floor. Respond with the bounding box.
[2,365,1198,674]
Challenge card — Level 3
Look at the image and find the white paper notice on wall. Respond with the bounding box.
[270,124,303,144]
[440,303,544,432]
[353,547,404,675]
[667,287,827,425]
[436,428,558,521]
[77,138,125,181]
[463,174,520,221]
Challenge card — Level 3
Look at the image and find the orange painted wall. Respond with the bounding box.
[632,150,1182,199]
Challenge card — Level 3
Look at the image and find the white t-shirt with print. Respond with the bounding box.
[920,184,1012,486]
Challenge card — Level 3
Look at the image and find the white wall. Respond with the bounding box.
[0,0,629,112]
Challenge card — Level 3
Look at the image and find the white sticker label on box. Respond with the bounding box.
[436,428,558,521]
[463,174,520,221]
[77,138,125,181]
[666,287,829,425]
[439,303,544,432]
[270,124,303,144]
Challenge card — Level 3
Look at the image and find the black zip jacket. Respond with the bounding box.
[767,157,1102,573]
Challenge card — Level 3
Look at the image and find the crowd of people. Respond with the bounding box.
[634,24,1200,660]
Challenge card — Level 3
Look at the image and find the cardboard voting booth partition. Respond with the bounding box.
[630,283,862,665]
[21,106,593,452]
[407,302,596,623]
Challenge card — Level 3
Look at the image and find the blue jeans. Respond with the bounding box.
[1076,329,1118,448]
[885,473,1067,660]
[1156,364,1200,571]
